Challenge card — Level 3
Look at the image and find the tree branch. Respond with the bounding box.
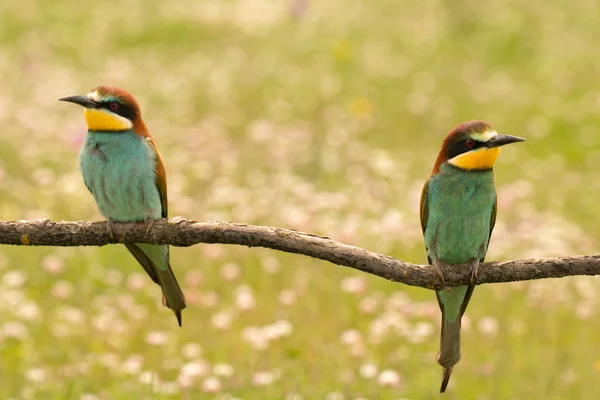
[0,218,597,289]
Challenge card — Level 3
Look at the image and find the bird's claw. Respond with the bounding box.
[469,261,480,285]
[106,219,115,239]
[432,259,446,285]
[144,218,155,234]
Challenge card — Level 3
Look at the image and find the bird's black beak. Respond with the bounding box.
[58,95,98,108]
[486,134,526,148]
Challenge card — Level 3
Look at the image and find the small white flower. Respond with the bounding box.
[235,285,256,310]
[377,369,401,387]
[576,302,594,320]
[80,394,99,400]
[25,367,47,382]
[278,289,297,306]
[340,276,366,294]
[121,355,143,375]
[340,329,362,346]
[262,257,280,274]
[145,331,168,346]
[253,370,277,386]
[104,269,123,287]
[410,322,434,343]
[478,316,499,336]
[359,297,378,314]
[178,374,192,388]
[52,281,74,299]
[241,326,269,350]
[156,381,179,394]
[127,273,147,291]
[180,361,209,378]
[200,291,219,308]
[273,319,293,337]
[349,343,366,357]
[41,255,64,274]
[58,306,85,324]
[359,363,378,379]
[221,263,241,281]
[264,323,283,341]
[138,370,154,385]
[2,321,28,339]
[2,270,27,287]
[213,363,234,377]
[18,301,40,321]
[181,343,203,359]
[201,376,222,393]
[184,270,203,287]
[211,312,233,330]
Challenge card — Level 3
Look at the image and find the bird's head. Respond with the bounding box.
[432,120,525,174]
[59,86,142,133]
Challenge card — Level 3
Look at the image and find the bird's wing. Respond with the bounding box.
[489,193,497,241]
[481,194,497,263]
[82,174,93,194]
[124,138,169,285]
[419,179,432,264]
[419,179,430,234]
[147,137,168,218]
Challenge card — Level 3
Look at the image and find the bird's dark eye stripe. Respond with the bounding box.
[447,139,486,159]
[100,101,136,121]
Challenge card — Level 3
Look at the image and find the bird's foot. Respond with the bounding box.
[469,260,480,284]
[106,218,115,239]
[432,259,446,285]
[144,218,155,234]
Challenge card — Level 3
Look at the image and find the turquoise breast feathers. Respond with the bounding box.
[79,131,162,222]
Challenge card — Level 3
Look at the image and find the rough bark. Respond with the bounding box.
[0,218,597,290]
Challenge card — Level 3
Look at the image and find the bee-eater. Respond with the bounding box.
[59,86,187,326]
[420,120,524,392]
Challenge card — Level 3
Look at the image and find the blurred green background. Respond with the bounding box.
[0,0,599,398]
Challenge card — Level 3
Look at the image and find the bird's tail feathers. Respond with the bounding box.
[127,243,187,326]
[440,366,453,393]
[437,316,462,393]
[157,264,187,326]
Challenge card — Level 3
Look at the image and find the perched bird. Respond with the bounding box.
[60,86,186,326]
[420,121,524,392]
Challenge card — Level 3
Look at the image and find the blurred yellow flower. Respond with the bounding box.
[331,40,353,62]
[348,97,373,119]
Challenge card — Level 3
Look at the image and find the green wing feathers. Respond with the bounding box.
[148,138,169,218]
[487,194,497,253]
[420,180,432,264]
[419,179,430,235]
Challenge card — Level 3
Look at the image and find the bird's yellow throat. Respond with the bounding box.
[84,108,132,131]
[449,147,501,170]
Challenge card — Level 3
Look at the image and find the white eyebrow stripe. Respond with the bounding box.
[473,130,497,142]
[87,91,101,101]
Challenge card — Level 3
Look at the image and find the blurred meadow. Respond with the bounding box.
[0,0,600,398]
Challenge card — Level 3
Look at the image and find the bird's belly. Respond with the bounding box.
[80,141,162,222]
